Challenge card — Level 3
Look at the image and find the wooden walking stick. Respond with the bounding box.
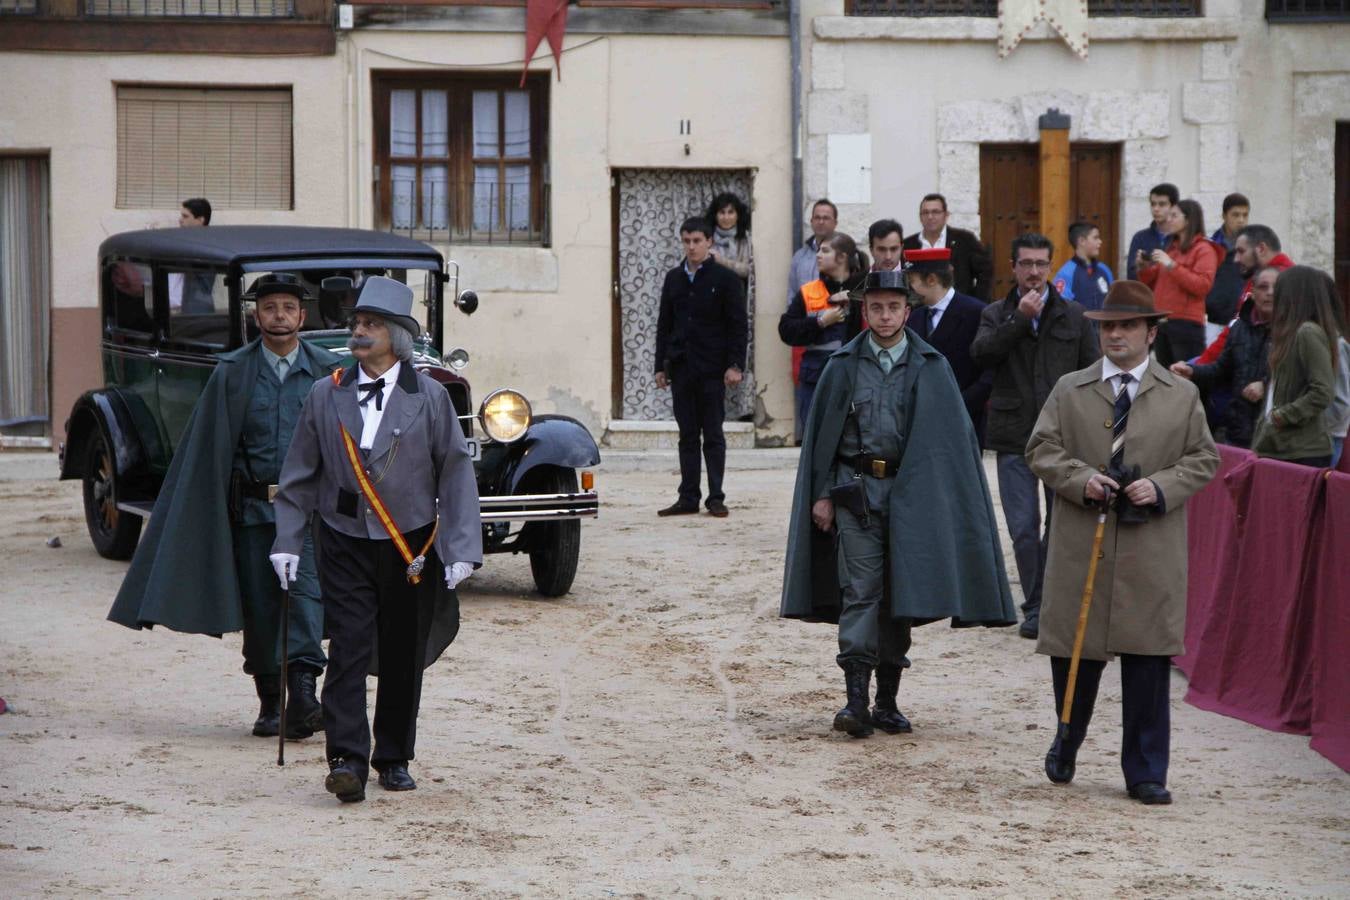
[1059,488,1111,743]
[278,584,290,767]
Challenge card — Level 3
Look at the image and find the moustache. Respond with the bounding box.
[347,335,376,351]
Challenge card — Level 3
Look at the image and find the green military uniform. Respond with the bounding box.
[233,342,325,678]
[831,334,913,670]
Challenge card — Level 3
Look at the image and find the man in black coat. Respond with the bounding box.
[654,217,748,518]
[903,193,994,301]
[904,247,992,441]
[970,233,1099,639]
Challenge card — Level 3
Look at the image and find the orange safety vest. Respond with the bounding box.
[793,280,834,385]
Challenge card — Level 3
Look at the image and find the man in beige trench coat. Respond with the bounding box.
[1026,280,1219,805]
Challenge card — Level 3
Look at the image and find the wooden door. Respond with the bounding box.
[1070,144,1122,277]
[980,142,1122,299]
[980,144,1039,300]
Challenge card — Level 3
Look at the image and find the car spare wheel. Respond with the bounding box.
[525,466,581,597]
[82,429,142,560]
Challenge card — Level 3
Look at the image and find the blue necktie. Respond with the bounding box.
[1111,373,1132,469]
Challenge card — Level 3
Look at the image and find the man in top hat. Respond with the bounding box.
[271,276,482,803]
[780,268,1015,738]
[1026,280,1217,805]
[110,273,342,740]
[904,246,993,441]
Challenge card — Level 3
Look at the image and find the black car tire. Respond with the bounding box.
[526,466,581,597]
[82,429,142,560]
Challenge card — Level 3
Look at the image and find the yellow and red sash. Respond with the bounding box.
[332,367,437,584]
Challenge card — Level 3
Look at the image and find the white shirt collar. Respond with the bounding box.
[919,226,949,249]
[358,359,400,389]
[1101,356,1149,387]
[931,287,955,313]
[356,360,400,449]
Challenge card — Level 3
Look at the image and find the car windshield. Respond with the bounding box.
[240,266,440,340]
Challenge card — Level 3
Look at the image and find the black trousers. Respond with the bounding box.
[1051,654,1171,788]
[671,373,726,507]
[318,521,435,785]
[1154,319,1206,367]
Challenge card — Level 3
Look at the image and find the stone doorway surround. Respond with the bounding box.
[1291,73,1350,274]
[805,14,1241,273]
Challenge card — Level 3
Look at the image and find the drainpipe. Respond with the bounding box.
[789,0,803,246]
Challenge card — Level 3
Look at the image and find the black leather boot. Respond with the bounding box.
[833,662,874,738]
[252,674,281,737]
[285,668,323,740]
[871,665,913,734]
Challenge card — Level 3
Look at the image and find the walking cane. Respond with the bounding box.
[278,583,290,767]
[1059,487,1112,744]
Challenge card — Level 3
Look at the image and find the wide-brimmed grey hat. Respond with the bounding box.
[351,275,421,338]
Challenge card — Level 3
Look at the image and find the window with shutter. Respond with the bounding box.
[116,86,293,211]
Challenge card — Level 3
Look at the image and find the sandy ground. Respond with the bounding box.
[0,449,1346,898]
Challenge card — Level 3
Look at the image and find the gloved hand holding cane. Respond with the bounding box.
[270,553,299,591]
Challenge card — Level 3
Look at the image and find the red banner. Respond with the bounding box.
[522,0,569,87]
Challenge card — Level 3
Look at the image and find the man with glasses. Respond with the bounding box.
[971,234,1099,639]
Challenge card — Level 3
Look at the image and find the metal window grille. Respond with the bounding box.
[374,179,552,246]
[1266,0,1350,18]
[85,0,294,17]
[846,0,1201,13]
[116,87,293,210]
[0,0,39,13]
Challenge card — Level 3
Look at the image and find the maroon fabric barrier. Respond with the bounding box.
[1183,458,1325,732]
[1179,445,1255,678]
[1309,473,1350,770]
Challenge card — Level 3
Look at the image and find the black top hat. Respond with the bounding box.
[1084,280,1169,322]
[864,269,909,294]
[245,272,309,302]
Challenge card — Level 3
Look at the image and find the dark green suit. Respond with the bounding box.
[109,338,342,677]
[780,329,1016,629]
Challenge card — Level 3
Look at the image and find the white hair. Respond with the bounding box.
[388,323,415,362]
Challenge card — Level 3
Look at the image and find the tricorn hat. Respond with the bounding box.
[864,269,909,294]
[245,272,309,302]
[1084,280,1168,322]
[904,246,953,274]
[351,275,421,338]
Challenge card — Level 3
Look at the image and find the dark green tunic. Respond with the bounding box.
[780,329,1016,627]
[108,338,343,636]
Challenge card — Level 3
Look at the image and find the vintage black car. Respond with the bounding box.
[59,226,600,596]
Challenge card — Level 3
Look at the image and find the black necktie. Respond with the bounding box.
[1111,373,1132,470]
[358,378,385,411]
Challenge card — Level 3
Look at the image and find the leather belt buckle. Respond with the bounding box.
[871,459,887,479]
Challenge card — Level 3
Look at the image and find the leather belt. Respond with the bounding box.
[841,456,901,478]
[241,480,279,502]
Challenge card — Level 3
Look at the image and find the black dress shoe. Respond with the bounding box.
[377,764,417,791]
[706,500,729,518]
[1019,615,1039,640]
[1127,782,1172,805]
[658,501,699,517]
[325,760,366,803]
[1044,736,1075,784]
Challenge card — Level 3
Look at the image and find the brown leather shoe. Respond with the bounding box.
[707,500,729,518]
[657,501,699,517]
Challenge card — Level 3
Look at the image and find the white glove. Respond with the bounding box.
[269,552,300,591]
[445,562,474,590]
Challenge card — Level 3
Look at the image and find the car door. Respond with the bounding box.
[157,265,229,456]
[103,258,166,467]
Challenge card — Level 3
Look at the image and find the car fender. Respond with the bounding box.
[506,415,601,493]
[60,389,154,481]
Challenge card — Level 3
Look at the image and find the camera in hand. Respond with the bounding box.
[1106,462,1151,525]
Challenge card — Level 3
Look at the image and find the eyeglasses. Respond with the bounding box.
[1014,259,1053,271]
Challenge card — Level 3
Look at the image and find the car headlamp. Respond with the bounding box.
[479,389,532,443]
[446,347,470,370]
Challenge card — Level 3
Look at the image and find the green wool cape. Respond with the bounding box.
[108,338,343,636]
[779,329,1017,627]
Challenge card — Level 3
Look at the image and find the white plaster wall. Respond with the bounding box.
[347,31,792,436]
[0,52,348,312]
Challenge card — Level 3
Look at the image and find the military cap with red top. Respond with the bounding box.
[1084,280,1168,322]
[903,246,953,273]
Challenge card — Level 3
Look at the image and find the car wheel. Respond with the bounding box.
[82,429,142,560]
[526,466,581,597]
